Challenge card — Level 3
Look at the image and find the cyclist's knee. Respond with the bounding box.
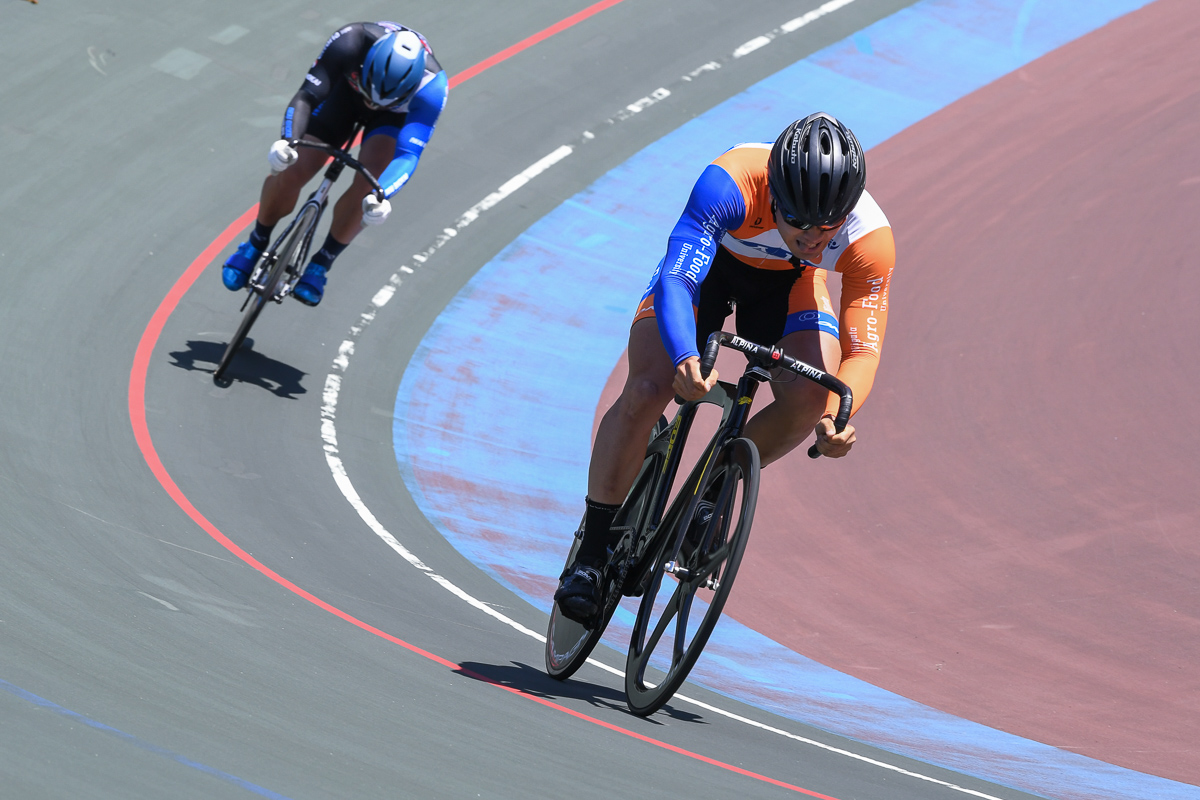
[262,171,303,212]
[770,384,827,436]
[617,376,671,422]
[773,372,827,411]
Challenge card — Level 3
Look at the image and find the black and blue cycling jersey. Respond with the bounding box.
[281,21,447,199]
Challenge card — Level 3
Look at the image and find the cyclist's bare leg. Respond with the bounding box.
[256,135,327,227]
[328,132,396,245]
[742,328,841,466]
[587,318,677,505]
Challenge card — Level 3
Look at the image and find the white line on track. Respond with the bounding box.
[317,5,1010,798]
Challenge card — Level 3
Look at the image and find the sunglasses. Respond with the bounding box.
[781,213,846,232]
[772,198,845,231]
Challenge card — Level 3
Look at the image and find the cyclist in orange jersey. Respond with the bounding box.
[556,112,896,622]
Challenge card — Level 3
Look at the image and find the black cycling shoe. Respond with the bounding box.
[554,564,604,624]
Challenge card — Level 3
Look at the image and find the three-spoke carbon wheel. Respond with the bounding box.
[624,436,759,716]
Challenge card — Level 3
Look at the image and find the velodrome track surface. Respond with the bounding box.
[0,3,1193,800]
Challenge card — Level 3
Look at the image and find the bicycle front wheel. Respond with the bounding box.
[624,436,759,716]
[212,205,318,383]
[213,291,266,383]
[268,204,318,299]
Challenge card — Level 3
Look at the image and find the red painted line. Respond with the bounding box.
[126,6,840,797]
[448,0,629,88]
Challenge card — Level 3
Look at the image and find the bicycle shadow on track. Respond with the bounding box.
[168,339,308,399]
[456,660,706,725]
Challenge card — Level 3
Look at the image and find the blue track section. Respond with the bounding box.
[392,2,1196,799]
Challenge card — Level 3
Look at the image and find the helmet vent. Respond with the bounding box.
[768,112,866,227]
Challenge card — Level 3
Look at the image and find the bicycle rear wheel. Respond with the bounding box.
[624,436,759,716]
[545,416,670,681]
[544,529,623,681]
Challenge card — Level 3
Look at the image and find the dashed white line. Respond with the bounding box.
[783,0,860,34]
[734,36,774,58]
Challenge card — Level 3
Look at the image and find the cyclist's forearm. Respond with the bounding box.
[378,153,419,198]
[825,357,876,417]
[281,95,314,141]
[655,280,701,366]
[655,230,718,364]
[375,75,444,197]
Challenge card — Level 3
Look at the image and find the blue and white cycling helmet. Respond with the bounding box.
[360,30,426,107]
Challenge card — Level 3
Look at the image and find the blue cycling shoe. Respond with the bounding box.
[222,241,262,290]
[293,263,328,306]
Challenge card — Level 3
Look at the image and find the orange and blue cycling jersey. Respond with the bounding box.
[635,142,895,416]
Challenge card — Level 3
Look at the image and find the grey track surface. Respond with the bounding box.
[0,2,1039,799]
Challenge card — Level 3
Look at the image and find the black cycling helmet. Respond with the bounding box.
[768,112,866,228]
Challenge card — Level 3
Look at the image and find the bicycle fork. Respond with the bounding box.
[661,364,772,586]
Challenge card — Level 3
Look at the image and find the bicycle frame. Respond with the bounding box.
[617,362,769,591]
[613,330,853,594]
[243,134,374,306]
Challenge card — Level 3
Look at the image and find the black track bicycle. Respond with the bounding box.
[213,127,383,384]
[544,331,852,716]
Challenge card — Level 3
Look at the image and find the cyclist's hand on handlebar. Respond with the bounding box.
[813,414,855,458]
[362,194,391,226]
[267,139,298,173]
[673,356,718,402]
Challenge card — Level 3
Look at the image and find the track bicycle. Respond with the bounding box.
[544,331,853,716]
[213,126,384,383]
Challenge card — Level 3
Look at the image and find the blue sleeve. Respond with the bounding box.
[654,164,746,365]
[377,71,448,198]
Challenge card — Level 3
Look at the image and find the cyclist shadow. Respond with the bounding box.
[456,660,705,725]
[169,339,307,399]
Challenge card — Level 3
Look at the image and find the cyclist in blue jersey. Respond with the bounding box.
[222,22,447,306]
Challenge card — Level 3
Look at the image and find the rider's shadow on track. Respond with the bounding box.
[169,339,307,398]
[456,660,705,725]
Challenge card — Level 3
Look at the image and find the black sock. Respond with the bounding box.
[249,221,274,251]
[575,497,622,568]
[310,234,348,270]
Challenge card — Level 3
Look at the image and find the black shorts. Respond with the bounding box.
[306,82,406,147]
[694,246,804,354]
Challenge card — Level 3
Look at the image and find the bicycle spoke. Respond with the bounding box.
[671,589,695,666]
[640,581,684,665]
